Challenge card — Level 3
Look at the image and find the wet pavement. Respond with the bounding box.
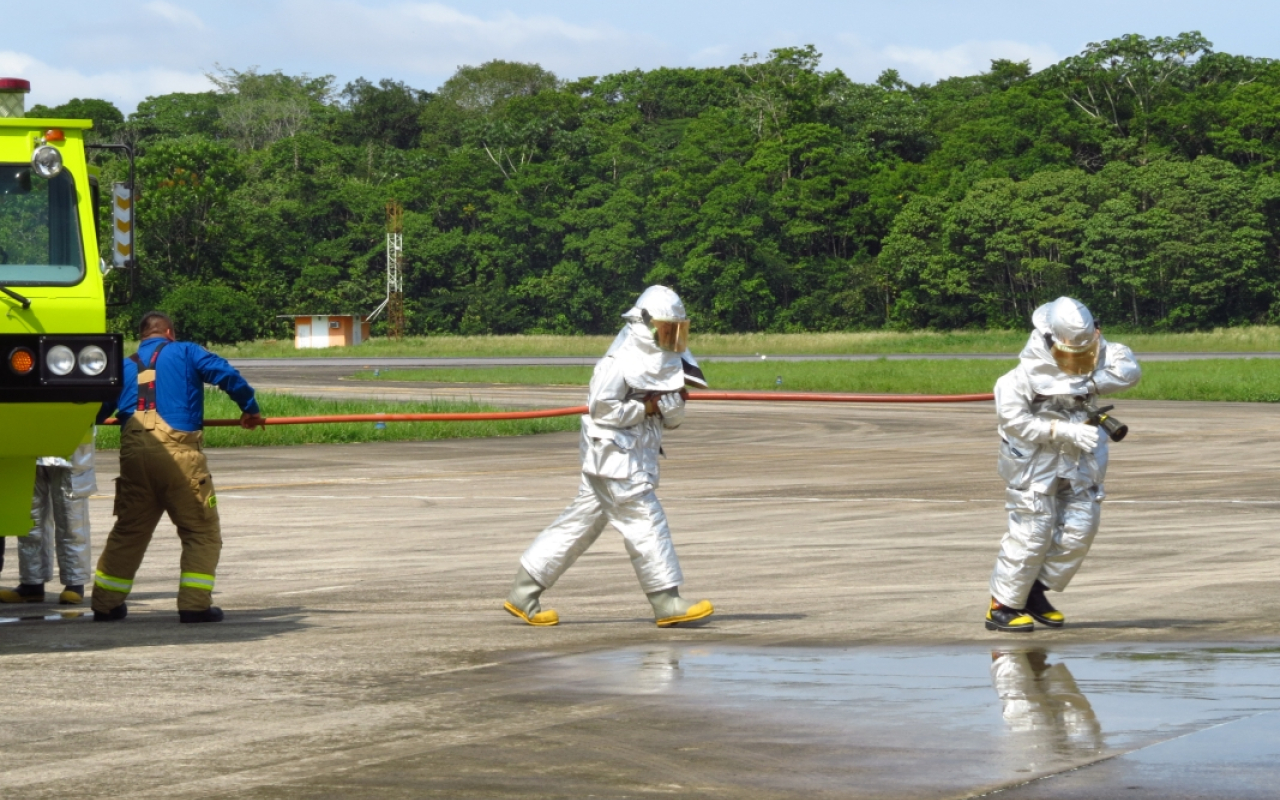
[209,640,1280,798]
[399,642,1280,799]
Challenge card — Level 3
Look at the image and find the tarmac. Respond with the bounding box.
[2,367,1280,798]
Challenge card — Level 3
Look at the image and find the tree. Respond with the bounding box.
[208,66,335,151]
[1045,32,1214,157]
[335,78,430,149]
[127,92,225,146]
[162,283,263,345]
[28,98,124,141]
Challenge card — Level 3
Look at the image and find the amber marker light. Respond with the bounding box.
[9,347,35,375]
[44,129,65,142]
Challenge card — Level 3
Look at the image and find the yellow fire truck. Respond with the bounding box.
[0,78,125,536]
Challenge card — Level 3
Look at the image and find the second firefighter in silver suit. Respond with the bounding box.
[986,297,1141,632]
[505,286,714,628]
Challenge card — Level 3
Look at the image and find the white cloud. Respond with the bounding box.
[0,50,211,112]
[396,2,611,45]
[144,0,207,29]
[274,0,665,80]
[879,40,1060,82]
[689,44,734,65]
[828,35,1060,84]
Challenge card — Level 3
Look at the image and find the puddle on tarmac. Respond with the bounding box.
[516,642,1280,794]
[0,610,90,624]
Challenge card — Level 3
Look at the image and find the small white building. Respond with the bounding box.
[280,314,371,349]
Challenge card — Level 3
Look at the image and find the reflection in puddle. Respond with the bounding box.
[0,610,88,624]
[991,649,1102,756]
[523,641,1280,790]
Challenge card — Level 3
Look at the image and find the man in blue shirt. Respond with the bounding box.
[92,311,263,623]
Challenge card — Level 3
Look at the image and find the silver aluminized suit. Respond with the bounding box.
[519,320,693,594]
[19,438,96,586]
[989,303,1141,609]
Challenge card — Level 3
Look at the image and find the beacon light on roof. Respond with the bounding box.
[0,77,30,118]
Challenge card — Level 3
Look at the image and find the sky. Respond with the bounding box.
[2,1,1278,113]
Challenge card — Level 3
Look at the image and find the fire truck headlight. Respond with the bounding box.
[78,345,107,376]
[46,345,75,376]
[31,145,63,178]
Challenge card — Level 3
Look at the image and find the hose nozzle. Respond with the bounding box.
[1082,401,1128,442]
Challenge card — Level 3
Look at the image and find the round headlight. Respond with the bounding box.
[78,345,107,376]
[46,345,75,376]
[31,145,63,178]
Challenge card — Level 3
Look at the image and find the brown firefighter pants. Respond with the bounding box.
[92,411,221,613]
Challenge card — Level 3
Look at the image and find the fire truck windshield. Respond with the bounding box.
[0,164,84,285]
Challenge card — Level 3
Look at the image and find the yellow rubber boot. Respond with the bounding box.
[985,598,1035,633]
[503,566,559,626]
[648,588,714,627]
[1025,581,1065,628]
[0,583,46,603]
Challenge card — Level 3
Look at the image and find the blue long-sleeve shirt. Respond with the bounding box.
[114,337,259,432]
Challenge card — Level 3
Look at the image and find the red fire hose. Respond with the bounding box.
[105,390,995,427]
[690,391,995,404]
[201,406,590,426]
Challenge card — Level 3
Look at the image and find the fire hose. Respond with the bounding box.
[105,390,996,427]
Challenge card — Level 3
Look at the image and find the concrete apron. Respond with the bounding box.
[4,395,1280,798]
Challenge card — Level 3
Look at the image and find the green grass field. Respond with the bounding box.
[151,326,1280,359]
[95,390,579,450]
[352,358,1280,403]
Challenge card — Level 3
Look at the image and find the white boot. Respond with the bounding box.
[646,587,714,628]
[504,566,559,626]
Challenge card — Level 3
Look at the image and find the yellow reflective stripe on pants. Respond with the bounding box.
[94,571,133,593]
[179,572,215,591]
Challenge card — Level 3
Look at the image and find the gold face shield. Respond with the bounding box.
[650,318,689,352]
[1051,330,1100,375]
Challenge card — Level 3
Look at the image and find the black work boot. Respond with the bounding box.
[179,607,224,623]
[0,583,46,603]
[985,598,1035,632]
[93,602,128,622]
[1025,581,1065,628]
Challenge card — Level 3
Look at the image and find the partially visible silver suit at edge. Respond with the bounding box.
[1,435,96,605]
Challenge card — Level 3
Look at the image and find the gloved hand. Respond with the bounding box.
[656,391,685,417]
[1052,421,1098,452]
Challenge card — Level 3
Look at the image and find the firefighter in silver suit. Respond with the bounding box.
[505,286,714,628]
[986,297,1141,632]
[0,433,97,605]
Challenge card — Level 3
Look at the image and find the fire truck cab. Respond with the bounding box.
[0,78,125,535]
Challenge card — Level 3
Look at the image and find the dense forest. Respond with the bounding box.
[32,32,1280,342]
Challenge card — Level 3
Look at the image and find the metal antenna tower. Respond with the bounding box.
[370,199,406,339]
